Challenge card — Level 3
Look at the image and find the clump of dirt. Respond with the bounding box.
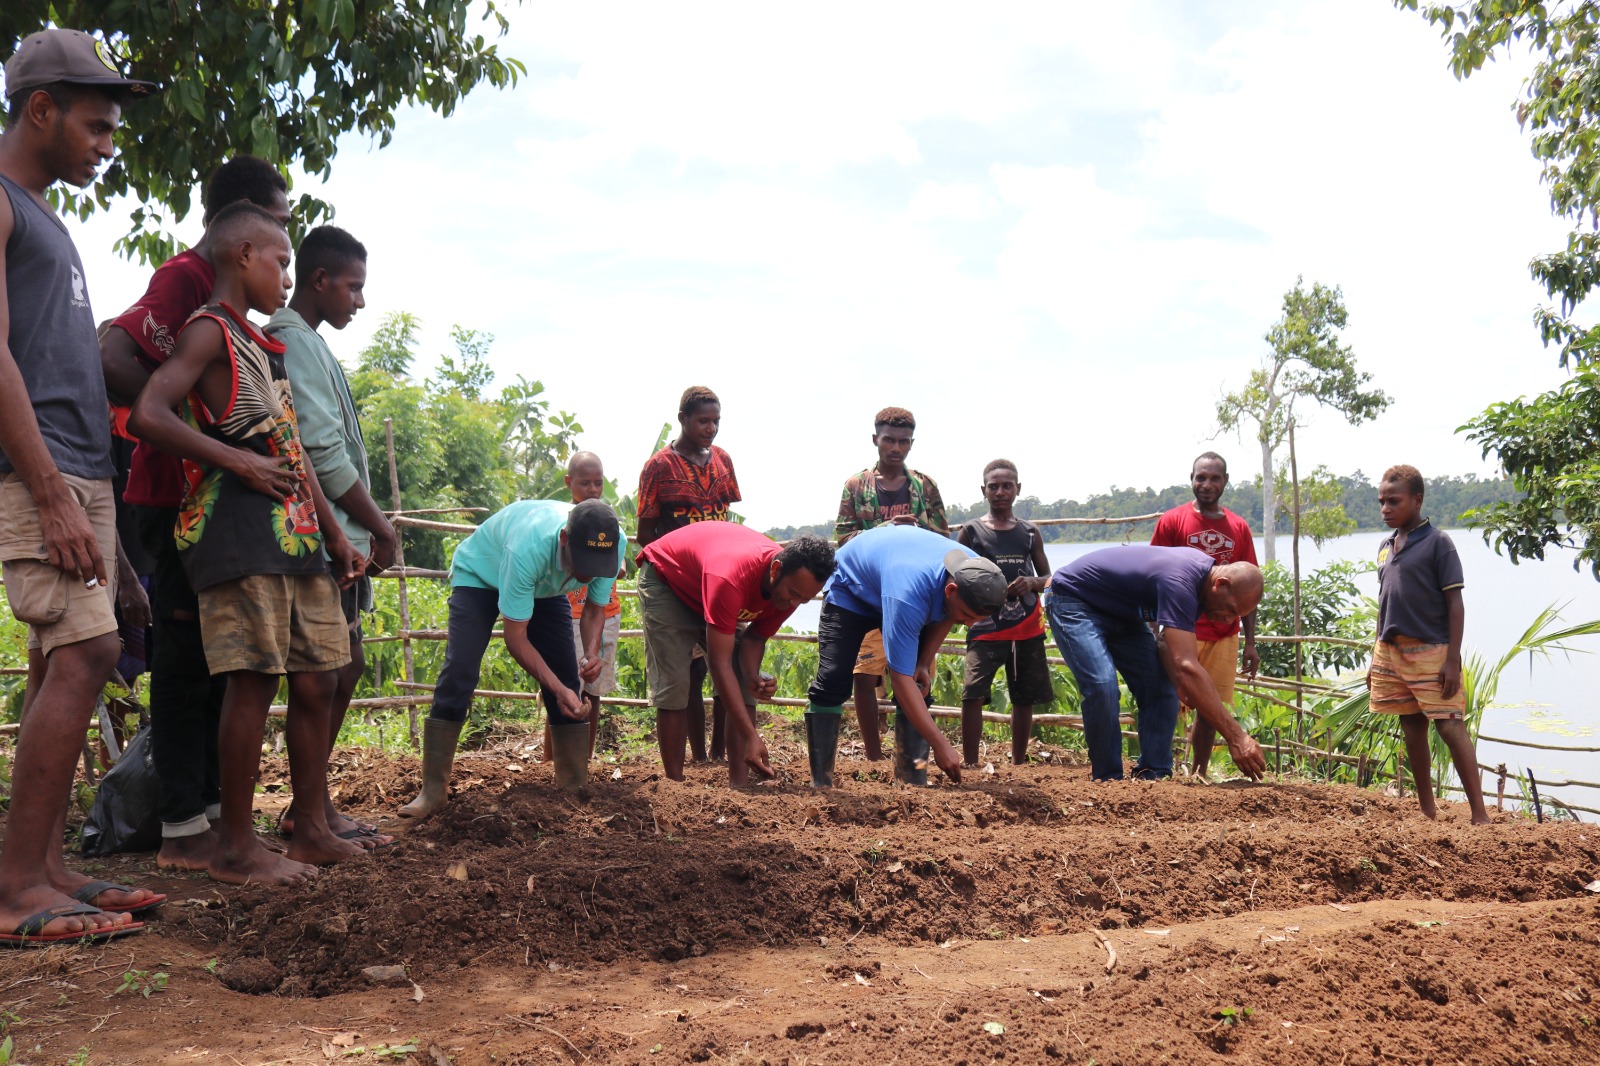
[190,752,1600,998]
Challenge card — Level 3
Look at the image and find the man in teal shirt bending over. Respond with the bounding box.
[399,499,624,817]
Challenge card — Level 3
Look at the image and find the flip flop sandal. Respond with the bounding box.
[71,880,168,916]
[337,825,395,849]
[0,903,145,949]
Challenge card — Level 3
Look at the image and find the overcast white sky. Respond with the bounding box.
[62,1,1570,530]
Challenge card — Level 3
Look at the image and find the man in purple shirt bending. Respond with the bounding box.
[1048,545,1266,782]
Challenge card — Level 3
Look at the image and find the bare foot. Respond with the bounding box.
[258,832,289,854]
[52,873,163,911]
[0,885,134,937]
[209,840,319,886]
[280,809,377,839]
[324,809,392,849]
[286,826,367,866]
[157,830,216,871]
[1472,813,1493,825]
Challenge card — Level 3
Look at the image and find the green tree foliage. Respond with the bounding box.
[349,311,582,570]
[1273,464,1357,548]
[1253,560,1375,678]
[1216,278,1391,565]
[1,2,524,262]
[1402,1,1600,578]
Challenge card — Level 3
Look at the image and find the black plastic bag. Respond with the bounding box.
[80,725,161,855]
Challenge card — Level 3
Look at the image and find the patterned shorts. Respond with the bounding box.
[1369,636,1464,720]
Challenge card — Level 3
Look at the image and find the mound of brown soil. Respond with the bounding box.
[186,753,1600,998]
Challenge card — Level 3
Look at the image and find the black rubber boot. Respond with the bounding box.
[804,710,841,787]
[893,710,929,786]
[549,720,591,789]
[399,717,463,819]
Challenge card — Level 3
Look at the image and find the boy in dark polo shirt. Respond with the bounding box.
[1368,465,1490,824]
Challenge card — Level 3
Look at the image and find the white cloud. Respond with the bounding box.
[67,0,1581,531]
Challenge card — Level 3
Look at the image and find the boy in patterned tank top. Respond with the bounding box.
[130,203,366,888]
[956,460,1054,766]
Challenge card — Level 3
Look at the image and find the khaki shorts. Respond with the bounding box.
[1180,634,1238,712]
[1369,636,1465,720]
[638,563,752,709]
[853,629,888,681]
[0,472,119,656]
[572,613,620,697]
[198,572,351,676]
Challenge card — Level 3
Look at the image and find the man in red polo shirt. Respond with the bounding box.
[1151,451,1260,777]
[637,525,835,786]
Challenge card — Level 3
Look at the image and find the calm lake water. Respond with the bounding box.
[789,530,1600,815]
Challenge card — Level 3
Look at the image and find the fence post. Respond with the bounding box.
[385,418,418,747]
[1288,418,1303,719]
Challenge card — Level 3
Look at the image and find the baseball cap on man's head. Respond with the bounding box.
[567,499,621,579]
[944,549,1007,613]
[4,30,159,100]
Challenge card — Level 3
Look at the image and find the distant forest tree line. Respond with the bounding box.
[764,472,1520,544]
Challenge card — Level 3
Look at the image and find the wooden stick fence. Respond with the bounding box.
[275,465,1600,818]
[10,456,1595,817]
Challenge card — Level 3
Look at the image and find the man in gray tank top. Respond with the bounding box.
[0,29,163,947]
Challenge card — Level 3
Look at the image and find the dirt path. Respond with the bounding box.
[3,745,1599,1064]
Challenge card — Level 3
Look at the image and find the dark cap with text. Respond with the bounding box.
[567,499,622,579]
[4,30,159,100]
[944,549,1007,613]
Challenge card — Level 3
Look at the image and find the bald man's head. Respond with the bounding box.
[1201,562,1263,628]
[565,451,606,504]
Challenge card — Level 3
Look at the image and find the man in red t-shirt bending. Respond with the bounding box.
[1150,451,1260,777]
[637,525,835,786]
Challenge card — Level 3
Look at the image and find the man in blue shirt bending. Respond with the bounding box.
[1049,545,1267,782]
[804,525,1006,787]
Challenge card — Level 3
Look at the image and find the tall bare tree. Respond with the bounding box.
[1217,278,1391,563]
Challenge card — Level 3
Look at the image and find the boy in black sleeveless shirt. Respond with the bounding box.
[130,204,366,887]
[956,460,1054,766]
